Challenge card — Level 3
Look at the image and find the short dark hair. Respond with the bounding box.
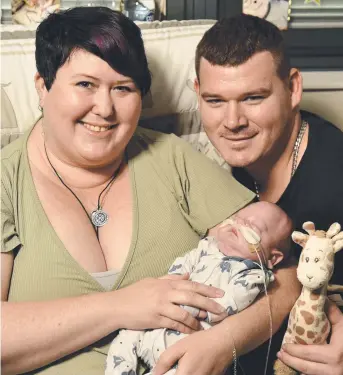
[195,14,290,81]
[35,7,151,96]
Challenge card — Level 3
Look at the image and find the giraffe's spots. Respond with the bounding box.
[311,304,318,311]
[295,336,308,345]
[291,308,296,319]
[307,331,315,339]
[310,293,320,300]
[326,252,334,262]
[314,335,324,344]
[315,317,321,327]
[300,310,315,325]
[297,299,306,306]
[287,328,292,334]
[321,321,329,334]
[325,264,332,273]
[295,326,305,335]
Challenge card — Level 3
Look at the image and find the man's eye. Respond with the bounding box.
[244,96,264,102]
[76,81,93,88]
[206,99,222,104]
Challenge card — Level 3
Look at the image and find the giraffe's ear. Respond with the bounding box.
[332,231,343,253]
[303,221,315,235]
[327,223,341,238]
[292,231,308,248]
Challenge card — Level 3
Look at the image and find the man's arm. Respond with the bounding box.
[219,257,301,356]
[153,258,301,375]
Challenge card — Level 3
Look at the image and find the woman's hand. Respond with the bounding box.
[277,301,343,375]
[115,275,226,334]
[153,324,234,375]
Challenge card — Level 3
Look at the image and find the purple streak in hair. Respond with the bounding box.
[94,34,105,49]
[93,30,128,56]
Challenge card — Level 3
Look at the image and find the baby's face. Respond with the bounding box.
[217,217,270,263]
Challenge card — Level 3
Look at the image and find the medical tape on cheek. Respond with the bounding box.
[219,218,262,252]
[238,225,262,253]
[219,218,235,228]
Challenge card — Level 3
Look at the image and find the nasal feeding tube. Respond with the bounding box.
[219,218,273,375]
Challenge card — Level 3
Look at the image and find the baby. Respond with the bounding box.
[105,202,292,375]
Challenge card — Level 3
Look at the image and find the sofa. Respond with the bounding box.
[1,19,343,158]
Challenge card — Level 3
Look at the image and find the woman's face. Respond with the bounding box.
[36,49,142,168]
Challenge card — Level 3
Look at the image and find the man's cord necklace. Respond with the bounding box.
[254,120,308,200]
[44,142,121,238]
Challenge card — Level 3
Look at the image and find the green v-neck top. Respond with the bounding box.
[1,125,254,374]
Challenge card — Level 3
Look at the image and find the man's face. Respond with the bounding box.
[195,52,301,169]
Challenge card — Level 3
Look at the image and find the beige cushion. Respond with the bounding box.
[301,71,343,132]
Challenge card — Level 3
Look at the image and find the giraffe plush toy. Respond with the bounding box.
[274,221,343,375]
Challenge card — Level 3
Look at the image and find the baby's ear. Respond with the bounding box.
[268,248,284,269]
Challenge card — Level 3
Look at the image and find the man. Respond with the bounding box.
[194,14,343,375]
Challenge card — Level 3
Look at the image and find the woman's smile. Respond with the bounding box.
[78,120,118,133]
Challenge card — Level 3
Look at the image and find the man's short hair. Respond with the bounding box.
[195,14,291,81]
[35,7,151,96]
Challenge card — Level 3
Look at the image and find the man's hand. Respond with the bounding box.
[277,301,343,375]
[153,325,234,375]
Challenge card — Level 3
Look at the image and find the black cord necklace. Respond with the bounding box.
[44,142,121,238]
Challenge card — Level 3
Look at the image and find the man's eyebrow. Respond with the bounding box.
[201,87,271,99]
[240,88,271,97]
[201,91,225,98]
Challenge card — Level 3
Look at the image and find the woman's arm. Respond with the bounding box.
[1,253,126,374]
[1,252,225,375]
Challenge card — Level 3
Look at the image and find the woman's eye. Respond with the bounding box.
[114,86,133,93]
[76,81,93,88]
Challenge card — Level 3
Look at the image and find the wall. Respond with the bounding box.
[301,71,343,130]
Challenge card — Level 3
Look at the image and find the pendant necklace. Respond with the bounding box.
[254,120,308,200]
[44,142,121,238]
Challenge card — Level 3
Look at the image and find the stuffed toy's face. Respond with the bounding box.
[243,0,270,19]
[297,237,334,290]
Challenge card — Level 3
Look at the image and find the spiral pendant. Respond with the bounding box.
[91,208,109,227]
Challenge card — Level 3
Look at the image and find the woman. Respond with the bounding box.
[1,7,257,374]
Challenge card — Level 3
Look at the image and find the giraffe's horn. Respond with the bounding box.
[303,221,315,235]
[292,231,308,247]
[332,231,343,253]
[327,223,341,238]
